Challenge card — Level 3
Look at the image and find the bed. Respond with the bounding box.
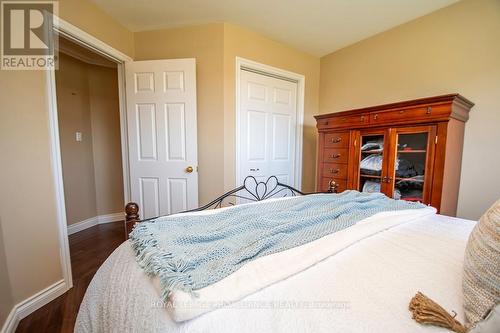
[75,176,476,333]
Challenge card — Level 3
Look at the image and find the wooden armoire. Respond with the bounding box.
[314,94,474,216]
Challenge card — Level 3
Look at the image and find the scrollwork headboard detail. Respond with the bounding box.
[125,176,338,236]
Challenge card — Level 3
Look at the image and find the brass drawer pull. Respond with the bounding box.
[330,168,340,174]
[328,179,339,193]
[373,114,378,120]
[329,153,341,159]
[426,106,432,114]
[331,137,342,143]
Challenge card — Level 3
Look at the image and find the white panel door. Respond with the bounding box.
[239,70,297,187]
[125,59,198,219]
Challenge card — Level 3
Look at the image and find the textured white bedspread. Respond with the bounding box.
[75,212,475,333]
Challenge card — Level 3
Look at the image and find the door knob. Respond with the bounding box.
[185,166,194,173]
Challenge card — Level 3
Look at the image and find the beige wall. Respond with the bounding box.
[56,54,124,225]
[222,24,320,192]
[58,0,134,58]
[134,23,226,205]
[0,0,134,319]
[57,54,97,224]
[88,65,124,216]
[319,0,500,220]
[0,222,14,325]
[0,70,63,303]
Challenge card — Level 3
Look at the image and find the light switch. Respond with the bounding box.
[76,131,82,142]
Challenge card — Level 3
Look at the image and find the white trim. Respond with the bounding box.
[46,68,73,290]
[235,57,305,190]
[16,280,66,320]
[41,16,132,323]
[67,212,124,235]
[58,43,117,68]
[98,212,124,224]
[67,216,98,235]
[117,63,131,203]
[0,308,17,333]
[54,17,132,62]
[1,280,66,333]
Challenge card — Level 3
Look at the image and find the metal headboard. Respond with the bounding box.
[124,176,338,236]
[186,176,305,211]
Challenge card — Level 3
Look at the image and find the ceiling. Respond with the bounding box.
[90,0,459,57]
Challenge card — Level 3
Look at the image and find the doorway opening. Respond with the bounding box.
[55,35,127,296]
[57,36,124,236]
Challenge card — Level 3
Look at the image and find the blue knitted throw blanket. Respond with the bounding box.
[130,191,425,299]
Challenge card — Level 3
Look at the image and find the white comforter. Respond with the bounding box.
[75,206,475,333]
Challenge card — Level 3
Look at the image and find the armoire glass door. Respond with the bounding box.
[357,130,388,194]
[387,126,436,204]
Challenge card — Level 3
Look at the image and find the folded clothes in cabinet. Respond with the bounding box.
[360,154,384,175]
[396,175,424,189]
[396,159,424,178]
[362,180,402,200]
[361,141,383,152]
[396,175,424,200]
[360,154,425,179]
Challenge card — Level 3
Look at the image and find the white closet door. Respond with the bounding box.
[239,69,298,187]
[125,59,198,218]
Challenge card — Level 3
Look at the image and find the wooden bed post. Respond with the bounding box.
[125,202,140,238]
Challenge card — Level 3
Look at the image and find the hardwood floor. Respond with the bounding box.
[16,222,126,333]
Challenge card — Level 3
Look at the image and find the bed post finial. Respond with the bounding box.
[328,180,338,193]
[125,202,140,238]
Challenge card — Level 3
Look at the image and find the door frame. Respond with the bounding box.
[47,17,132,292]
[235,57,305,189]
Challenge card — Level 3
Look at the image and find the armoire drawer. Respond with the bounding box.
[324,132,349,148]
[323,148,349,164]
[320,178,347,193]
[370,104,449,124]
[321,163,348,179]
[317,113,368,129]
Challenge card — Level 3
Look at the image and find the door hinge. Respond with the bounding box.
[435,136,438,145]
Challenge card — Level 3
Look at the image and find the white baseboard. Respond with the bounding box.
[1,308,17,333]
[67,216,98,235]
[67,212,123,235]
[1,279,67,333]
[1,213,124,331]
[97,212,124,224]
